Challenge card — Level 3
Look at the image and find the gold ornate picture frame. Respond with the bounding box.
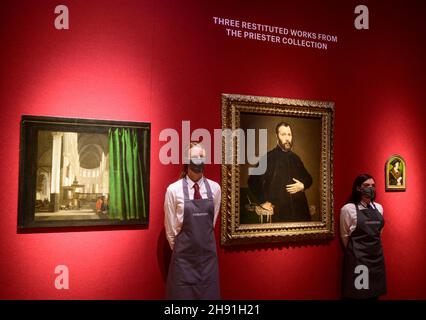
[221,94,334,245]
[385,154,406,191]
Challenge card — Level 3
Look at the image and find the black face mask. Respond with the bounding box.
[188,157,205,174]
[361,187,376,201]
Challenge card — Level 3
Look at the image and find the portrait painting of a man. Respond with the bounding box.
[388,159,403,186]
[238,113,322,225]
[385,155,406,191]
[221,94,334,245]
[247,121,313,222]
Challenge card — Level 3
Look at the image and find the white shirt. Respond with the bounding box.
[340,201,384,247]
[164,176,221,250]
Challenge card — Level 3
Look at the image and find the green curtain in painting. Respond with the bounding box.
[109,128,146,220]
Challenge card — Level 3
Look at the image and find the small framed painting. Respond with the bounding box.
[385,155,406,191]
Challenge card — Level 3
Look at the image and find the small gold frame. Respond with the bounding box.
[385,154,406,191]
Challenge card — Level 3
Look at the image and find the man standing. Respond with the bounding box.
[248,122,312,222]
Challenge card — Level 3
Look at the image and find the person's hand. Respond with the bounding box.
[286,178,305,194]
[397,177,402,186]
[260,201,274,211]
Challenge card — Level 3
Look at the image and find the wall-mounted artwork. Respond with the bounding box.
[385,155,406,191]
[221,94,334,245]
[18,115,150,229]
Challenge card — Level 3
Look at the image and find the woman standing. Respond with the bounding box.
[164,142,221,299]
[340,174,387,299]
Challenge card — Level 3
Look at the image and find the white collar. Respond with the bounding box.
[359,201,376,209]
[185,175,204,189]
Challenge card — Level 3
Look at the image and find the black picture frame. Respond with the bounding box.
[18,115,150,230]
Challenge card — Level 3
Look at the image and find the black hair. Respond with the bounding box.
[347,173,375,204]
[275,122,292,135]
[390,158,401,167]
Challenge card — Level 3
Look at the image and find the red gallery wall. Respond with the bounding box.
[0,0,424,299]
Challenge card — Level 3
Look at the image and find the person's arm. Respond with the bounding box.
[248,170,264,202]
[340,204,355,248]
[374,202,384,236]
[295,154,313,190]
[213,184,222,226]
[248,154,268,203]
[286,154,312,194]
[164,187,177,250]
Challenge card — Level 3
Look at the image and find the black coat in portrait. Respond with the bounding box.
[248,146,313,222]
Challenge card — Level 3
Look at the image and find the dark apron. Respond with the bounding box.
[342,203,387,299]
[166,178,220,300]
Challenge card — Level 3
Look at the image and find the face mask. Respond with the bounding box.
[361,186,376,200]
[189,157,205,174]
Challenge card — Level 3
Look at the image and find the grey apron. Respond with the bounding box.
[342,203,387,299]
[166,178,220,300]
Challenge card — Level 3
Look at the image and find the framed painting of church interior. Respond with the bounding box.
[221,94,334,245]
[385,154,406,191]
[18,115,150,229]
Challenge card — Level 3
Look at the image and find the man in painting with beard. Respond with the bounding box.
[248,121,313,222]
